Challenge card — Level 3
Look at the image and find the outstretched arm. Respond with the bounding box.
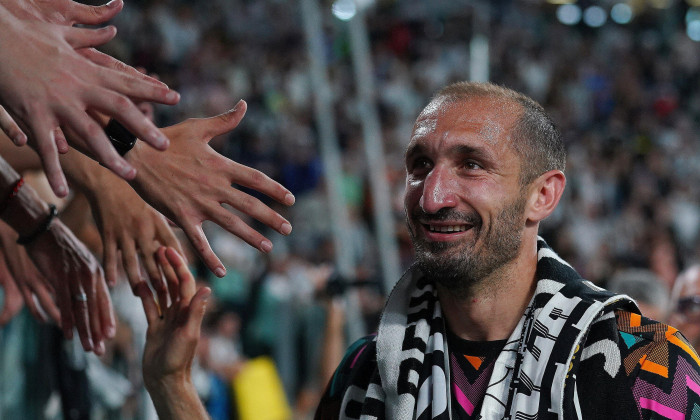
[0,127,183,297]
[0,156,115,354]
[0,0,179,197]
[140,247,210,420]
[126,101,295,277]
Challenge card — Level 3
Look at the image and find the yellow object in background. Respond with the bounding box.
[232,356,292,420]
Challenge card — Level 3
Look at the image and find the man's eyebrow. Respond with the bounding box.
[405,142,426,162]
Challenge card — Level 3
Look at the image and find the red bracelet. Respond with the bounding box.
[0,177,24,215]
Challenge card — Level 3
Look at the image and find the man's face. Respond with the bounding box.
[404,96,528,293]
[669,274,700,350]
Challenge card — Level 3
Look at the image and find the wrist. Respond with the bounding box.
[1,184,52,238]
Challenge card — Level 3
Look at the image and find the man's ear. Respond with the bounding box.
[524,170,566,223]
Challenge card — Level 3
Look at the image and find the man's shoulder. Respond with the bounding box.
[326,334,379,399]
[576,310,700,418]
[315,335,379,420]
[612,310,700,365]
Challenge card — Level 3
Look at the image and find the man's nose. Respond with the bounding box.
[419,166,458,213]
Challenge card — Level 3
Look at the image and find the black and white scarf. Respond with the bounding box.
[346,237,637,420]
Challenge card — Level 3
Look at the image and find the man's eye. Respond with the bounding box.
[464,161,482,170]
[410,157,431,171]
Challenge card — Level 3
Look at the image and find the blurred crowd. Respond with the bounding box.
[2,0,700,419]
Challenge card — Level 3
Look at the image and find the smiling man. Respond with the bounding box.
[138,82,700,420]
[314,82,700,419]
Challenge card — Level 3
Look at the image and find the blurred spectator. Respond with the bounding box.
[606,268,670,322]
[669,265,700,351]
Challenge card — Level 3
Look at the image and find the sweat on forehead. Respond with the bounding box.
[414,95,523,144]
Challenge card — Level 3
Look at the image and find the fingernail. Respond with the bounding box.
[202,289,211,301]
[107,325,116,338]
[56,184,67,197]
[166,90,180,102]
[13,133,26,145]
[280,222,292,235]
[233,99,244,111]
[107,0,120,7]
[85,338,94,351]
[260,240,273,253]
[214,267,226,277]
[96,341,105,355]
[285,193,295,205]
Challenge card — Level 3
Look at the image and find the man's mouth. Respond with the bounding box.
[424,223,472,233]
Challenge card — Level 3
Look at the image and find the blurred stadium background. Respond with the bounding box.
[3,0,700,419]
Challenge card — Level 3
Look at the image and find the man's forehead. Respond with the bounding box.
[411,96,521,145]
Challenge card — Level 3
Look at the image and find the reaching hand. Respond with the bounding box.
[127,100,295,277]
[24,218,116,355]
[86,172,184,299]
[0,221,60,324]
[140,247,210,420]
[0,0,179,197]
[141,247,210,386]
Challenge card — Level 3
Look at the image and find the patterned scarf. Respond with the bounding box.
[351,237,637,420]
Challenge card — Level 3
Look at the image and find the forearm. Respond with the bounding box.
[146,378,209,420]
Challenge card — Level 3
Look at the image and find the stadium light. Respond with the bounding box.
[557,4,582,25]
[583,5,607,27]
[332,0,356,21]
[611,3,633,24]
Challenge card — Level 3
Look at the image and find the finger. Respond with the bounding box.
[32,122,69,197]
[63,25,117,50]
[181,222,226,278]
[78,49,171,91]
[156,247,178,307]
[32,280,61,325]
[229,161,295,206]
[184,287,211,339]
[208,205,274,254]
[18,283,46,323]
[66,265,94,351]
[95,276,116,340]
[134,281,159,325]
[155,218,185,261]
[54,128,69,154]
[97,66,180,105]
[103,239,119,287]
[141,242,168,308]
[198,100,247,141]
[55,273,75,339]
[84,88,170,151]
[220,187,292,236]
[0,106,27,146]
[120,238,144,294]
[82,276,104,355]
[165,247,195,304]
[66,0,124,26]
[58,107,136,180]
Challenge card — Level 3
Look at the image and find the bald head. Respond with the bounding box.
[431,82,566,185]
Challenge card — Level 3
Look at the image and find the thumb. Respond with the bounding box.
[200,100,247,142]
[64,25,117,50]
[184,287,210,339]
[66,0,124,26]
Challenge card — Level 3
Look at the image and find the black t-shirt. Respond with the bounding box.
[446,329,507,420]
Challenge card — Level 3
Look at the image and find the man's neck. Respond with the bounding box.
[436,237,539,342]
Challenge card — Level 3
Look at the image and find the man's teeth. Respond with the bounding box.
[428,225,468,233]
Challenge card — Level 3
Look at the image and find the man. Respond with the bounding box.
[669,265,700,351]
[313,82,700,419]
[141,82,700,419]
